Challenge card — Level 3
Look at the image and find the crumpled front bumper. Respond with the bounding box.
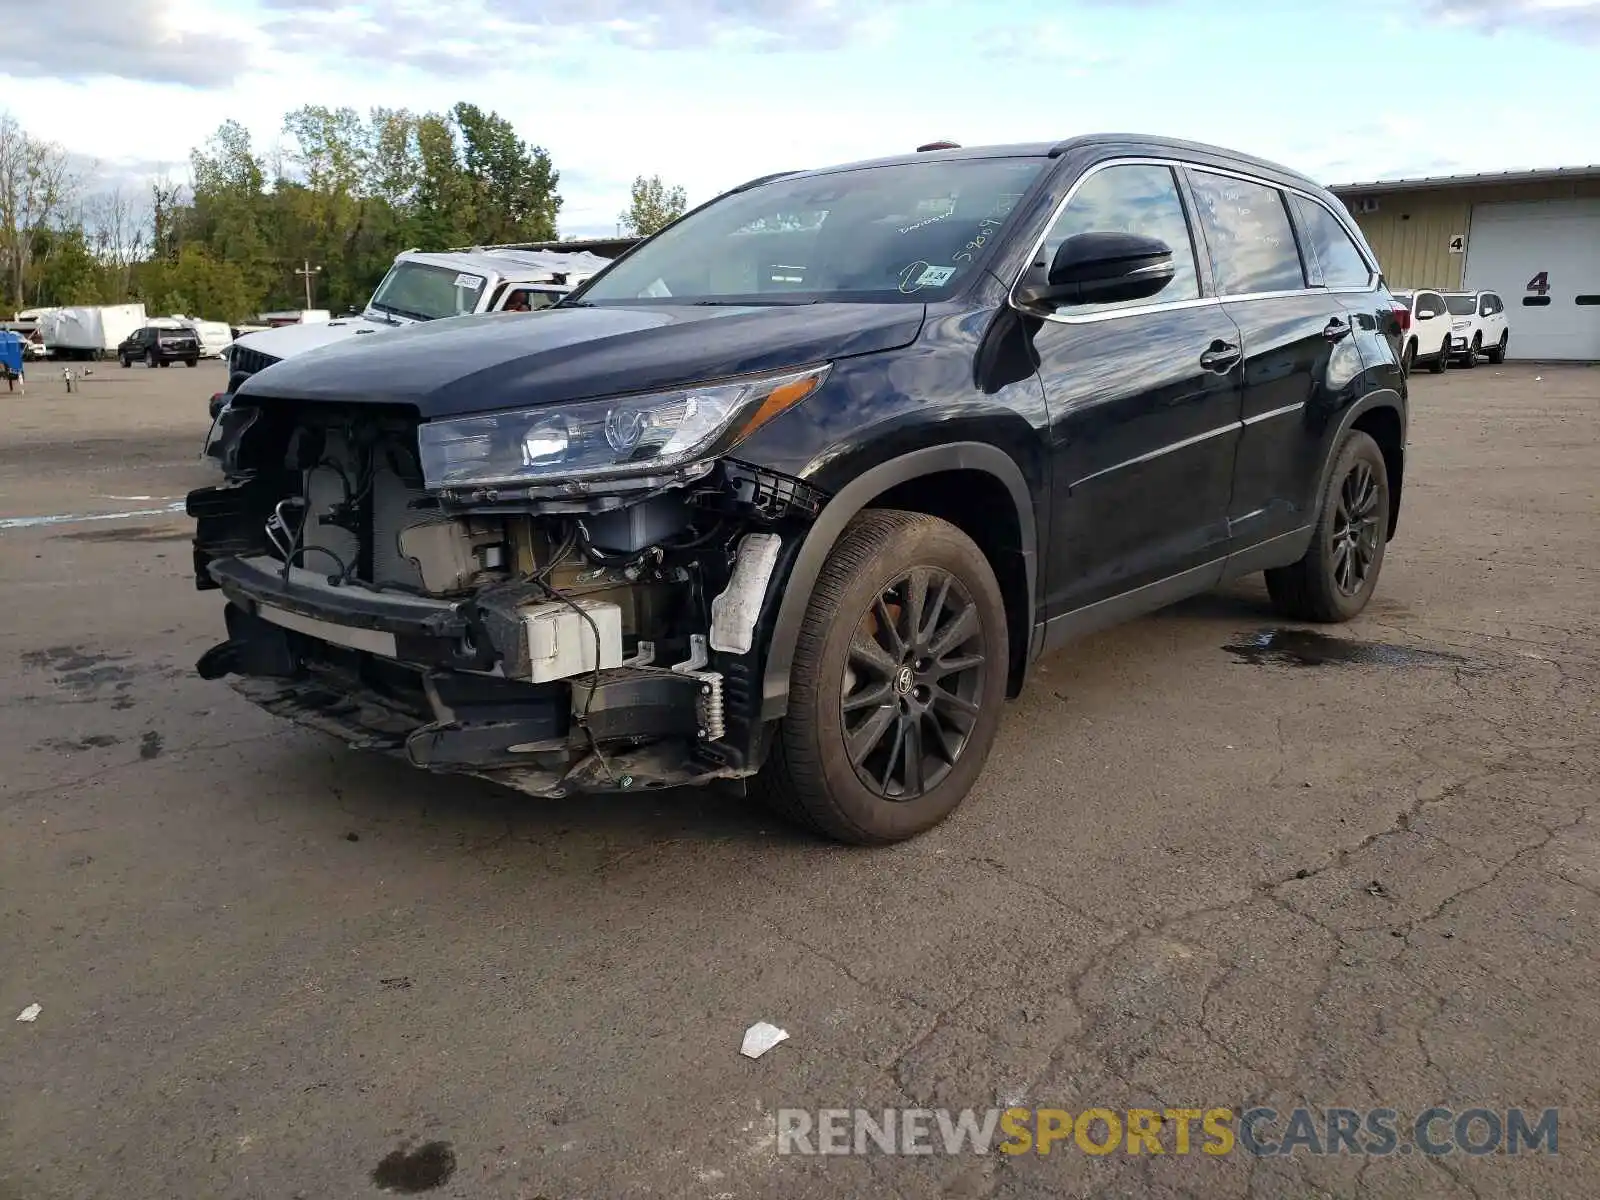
[200,554,748,797]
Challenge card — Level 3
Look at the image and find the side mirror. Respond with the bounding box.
[1016,232,1176,309]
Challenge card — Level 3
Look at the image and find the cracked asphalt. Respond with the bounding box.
[2,361,1597,1199]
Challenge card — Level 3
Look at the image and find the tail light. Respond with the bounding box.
[1391,305,1411,333]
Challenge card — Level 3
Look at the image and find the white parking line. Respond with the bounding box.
[0,501,187,531]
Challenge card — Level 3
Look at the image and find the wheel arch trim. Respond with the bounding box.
[759,442,1037,721]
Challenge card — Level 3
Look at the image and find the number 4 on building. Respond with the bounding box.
[1447,234,1465,253]
[1526,271,1551,296]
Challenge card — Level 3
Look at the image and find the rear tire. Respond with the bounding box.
[1487,331,1508,364]
[753,509,1008,844]
[119,354,130,368]
[1265,430,1390,623]
[1429,338,1448,373]
[145,349,157,368]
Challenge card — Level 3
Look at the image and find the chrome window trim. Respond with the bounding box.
[1011,156,1381,327]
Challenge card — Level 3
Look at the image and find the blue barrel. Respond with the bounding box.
[0,331,25,377]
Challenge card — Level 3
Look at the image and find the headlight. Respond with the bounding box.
[417,364,830,489]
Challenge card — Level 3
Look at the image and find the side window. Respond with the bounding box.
[1415,293,1441,319]
[1188,170,1306,295]
[1037,163,1201,313]
[1290,195,1373,289]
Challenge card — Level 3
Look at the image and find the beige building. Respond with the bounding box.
[1331,166,1600,360]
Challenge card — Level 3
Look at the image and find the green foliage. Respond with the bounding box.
[2,103,565,321]
[620,174,688,237]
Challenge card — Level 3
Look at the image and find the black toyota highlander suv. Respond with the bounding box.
[190,134,1407,844]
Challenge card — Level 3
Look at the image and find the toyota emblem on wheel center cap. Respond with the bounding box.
[894,665,915,695]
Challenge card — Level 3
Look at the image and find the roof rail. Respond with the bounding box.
[729,169,804,193]
[916,140,961,152]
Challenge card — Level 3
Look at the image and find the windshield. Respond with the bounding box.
[369,262,488,321]
[1445,294,1478,316]
[578,157,1049,305]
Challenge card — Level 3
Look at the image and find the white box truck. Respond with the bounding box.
[42,304,147,360]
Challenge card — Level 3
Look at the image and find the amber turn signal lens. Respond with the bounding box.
[738,372,824,439]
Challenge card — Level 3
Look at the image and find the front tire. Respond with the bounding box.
[1429,337,1448,374]
[145,349,157,368]
[1265,430,1390,623]
[754,509,1008,844]
[119,354,130,368]
[184,358,197,368]
[1462,333,1481,369]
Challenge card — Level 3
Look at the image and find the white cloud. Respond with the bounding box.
[1423,0,1600,40]
[7,0,252,87]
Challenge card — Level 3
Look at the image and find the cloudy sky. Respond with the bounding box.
[5,0,1599,238]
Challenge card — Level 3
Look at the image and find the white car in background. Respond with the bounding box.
[1443,290,1510,366]
[1392,289,1454,375]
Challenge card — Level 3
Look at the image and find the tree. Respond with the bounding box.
[620,175,687,237]
[0,101,568,317]
[452,102,561,244]
[0,112,76,310]
[84,185,146,299]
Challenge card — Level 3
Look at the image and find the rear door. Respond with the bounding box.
[1027,160,1245,618]
[1186,170,1369,552]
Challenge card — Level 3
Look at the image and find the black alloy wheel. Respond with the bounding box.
[1331,459,1383,597]
[1265,429,1390,622]
[754,509,1008,844]
[841,567,987,800]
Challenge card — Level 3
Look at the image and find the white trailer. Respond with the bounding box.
[164,314,234,358]
[41,304,147,360]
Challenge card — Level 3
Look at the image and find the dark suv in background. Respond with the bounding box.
[119,325,200,368]
[190,134,1407,844]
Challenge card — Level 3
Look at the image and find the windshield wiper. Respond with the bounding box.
[379,304,433,322]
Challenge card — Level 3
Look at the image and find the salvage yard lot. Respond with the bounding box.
[2,363,1598,1199]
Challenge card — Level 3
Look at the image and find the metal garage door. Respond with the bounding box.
[1463,199,1600,361]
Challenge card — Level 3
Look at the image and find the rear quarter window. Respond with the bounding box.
[1187,170,1306,296]
[1290,194,1373,289]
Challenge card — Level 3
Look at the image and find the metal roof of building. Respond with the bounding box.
[1330,165,1600,196]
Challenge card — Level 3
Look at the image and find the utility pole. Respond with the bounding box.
[294,259,322,310]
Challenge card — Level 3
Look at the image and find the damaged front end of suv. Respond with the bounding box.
[190,354,833,798]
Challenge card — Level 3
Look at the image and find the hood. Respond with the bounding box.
[232,314,413,362]
[237,302,927,418]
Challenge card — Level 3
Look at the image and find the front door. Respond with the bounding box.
[1027,161,1244,619]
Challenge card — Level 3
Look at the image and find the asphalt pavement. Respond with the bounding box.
[2,360,1597,1198]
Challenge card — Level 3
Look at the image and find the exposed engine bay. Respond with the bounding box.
[189,399,822,796]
